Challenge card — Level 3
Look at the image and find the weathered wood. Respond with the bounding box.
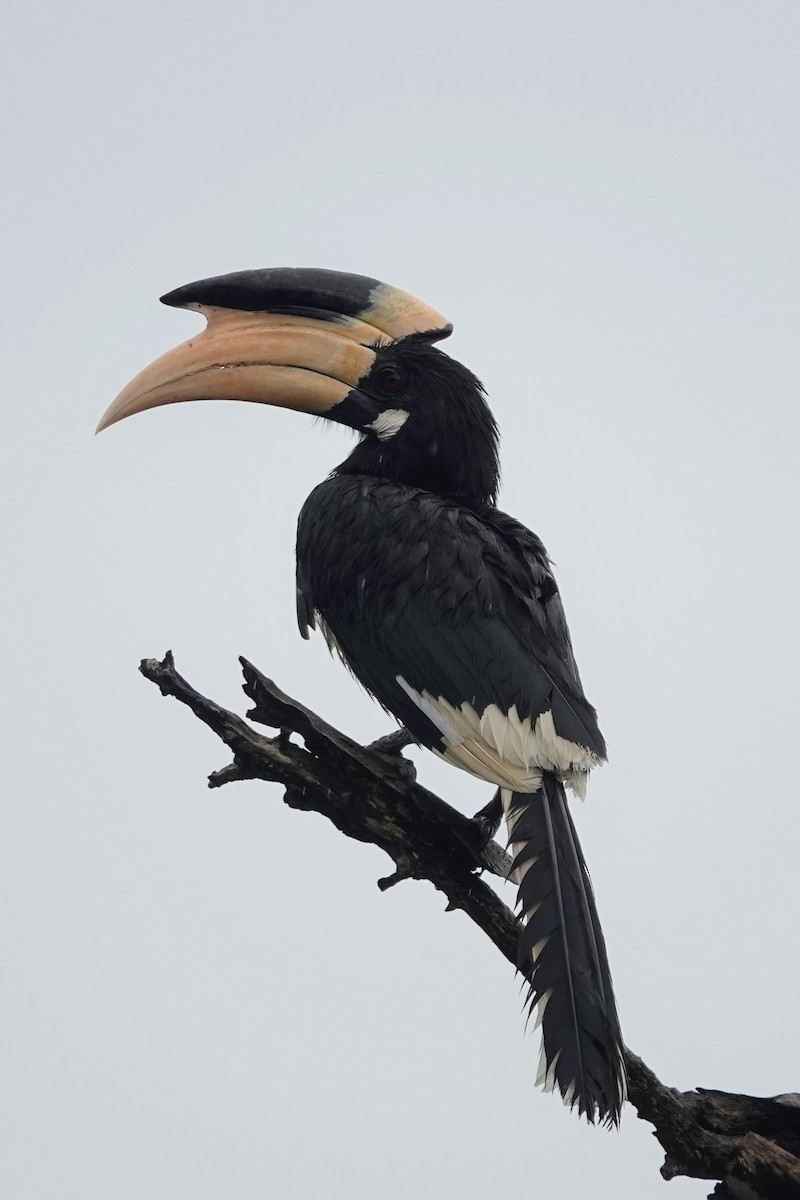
[139,651,800,1198]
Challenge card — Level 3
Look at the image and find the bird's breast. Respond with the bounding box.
[295,473,604,792]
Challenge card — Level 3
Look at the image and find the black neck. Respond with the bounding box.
[336,426,499,505]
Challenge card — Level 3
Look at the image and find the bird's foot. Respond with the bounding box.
[470,789,504,849]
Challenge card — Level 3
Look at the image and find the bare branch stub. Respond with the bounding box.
[367,727,416,755]
[139,651,800,1198]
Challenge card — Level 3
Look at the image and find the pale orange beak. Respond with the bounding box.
[97,268,452,433]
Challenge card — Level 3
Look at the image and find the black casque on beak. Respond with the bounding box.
[96,268,452,433]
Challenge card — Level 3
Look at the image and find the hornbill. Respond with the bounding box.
[98,268,626,1124]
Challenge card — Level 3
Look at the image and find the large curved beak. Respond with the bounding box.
[96,268,452,433]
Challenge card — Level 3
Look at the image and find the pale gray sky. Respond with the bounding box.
[2,2,799,1197]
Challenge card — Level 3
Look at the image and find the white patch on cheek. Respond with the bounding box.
[366,409,410,440]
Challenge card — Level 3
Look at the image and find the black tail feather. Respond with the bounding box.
[504,776,625,1124]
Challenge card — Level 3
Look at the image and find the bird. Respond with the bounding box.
[98,267,626,1124]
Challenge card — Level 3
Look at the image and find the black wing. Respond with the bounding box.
[297,473,624,1124]
[296,475,605,776]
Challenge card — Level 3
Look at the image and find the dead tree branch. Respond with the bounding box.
[140,651,800,1199]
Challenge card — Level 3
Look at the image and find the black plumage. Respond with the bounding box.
[297,475,602,762]
[297,335,625,1123]
[101,268,626,1125]
[507,778,623,1119]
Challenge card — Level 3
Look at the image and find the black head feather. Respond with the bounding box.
[333,335,500,506]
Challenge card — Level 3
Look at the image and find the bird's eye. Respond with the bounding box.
[376,365,405,394]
